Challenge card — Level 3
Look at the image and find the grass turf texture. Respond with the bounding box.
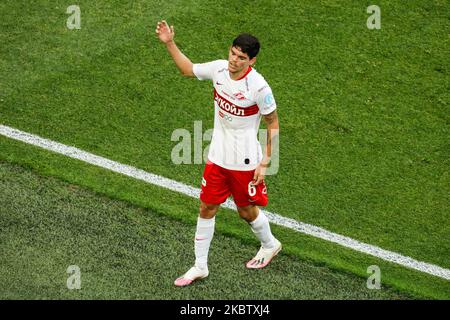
[0,0,449,298]
[0,160,412,299]
[1,138,448,299]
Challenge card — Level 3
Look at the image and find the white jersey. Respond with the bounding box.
[193,60,276,171]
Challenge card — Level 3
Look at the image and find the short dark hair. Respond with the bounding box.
[232,33,260,59]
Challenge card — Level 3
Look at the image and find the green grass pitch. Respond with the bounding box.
[0,0,449,299]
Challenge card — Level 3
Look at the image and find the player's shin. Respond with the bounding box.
[249,210,276,249]
[194,216,215,270]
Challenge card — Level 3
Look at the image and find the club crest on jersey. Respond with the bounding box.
[233,92,246,100]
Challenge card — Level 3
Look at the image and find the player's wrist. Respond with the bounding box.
[260,158,271,167]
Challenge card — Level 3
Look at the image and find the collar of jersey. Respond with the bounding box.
[230,66,253,81]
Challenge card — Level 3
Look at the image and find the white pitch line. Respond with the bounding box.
[1,124,449,281]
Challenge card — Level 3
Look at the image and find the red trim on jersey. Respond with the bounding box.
[236,66,253,80]
[213,89,259,117]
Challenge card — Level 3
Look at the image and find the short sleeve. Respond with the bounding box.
[255,85,277,115]
[192,60,224,81]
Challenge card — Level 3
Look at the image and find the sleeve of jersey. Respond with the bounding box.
[255,86,277,115]
[192,60,221,81]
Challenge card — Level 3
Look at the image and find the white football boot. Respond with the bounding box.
[246,239,282,269]
[174,266,209,287]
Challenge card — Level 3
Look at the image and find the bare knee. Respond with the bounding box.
[237,205,259,223]
[199,202,219,219]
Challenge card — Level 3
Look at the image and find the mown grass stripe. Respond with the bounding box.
[1,123,449,281]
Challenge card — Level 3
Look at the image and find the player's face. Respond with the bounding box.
[228,46,255,73]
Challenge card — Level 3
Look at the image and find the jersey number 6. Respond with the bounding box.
[248,182,257,197]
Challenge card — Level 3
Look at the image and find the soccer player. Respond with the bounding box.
[155,20,281,287]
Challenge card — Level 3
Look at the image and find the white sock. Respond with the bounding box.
[194,216,215,270]
[250,211,276,249]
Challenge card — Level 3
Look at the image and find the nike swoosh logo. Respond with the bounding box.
[216,81,223,85]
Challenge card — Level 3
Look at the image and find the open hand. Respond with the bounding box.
[155,20,174,43]
[252,163,267,186]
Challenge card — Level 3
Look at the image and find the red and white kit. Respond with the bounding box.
[193,60,277,207]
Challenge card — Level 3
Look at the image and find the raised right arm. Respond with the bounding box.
[155,20,194,77]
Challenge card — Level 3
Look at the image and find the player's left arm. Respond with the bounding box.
[252,110,279,186]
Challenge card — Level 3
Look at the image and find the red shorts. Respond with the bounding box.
[200,161,268,207]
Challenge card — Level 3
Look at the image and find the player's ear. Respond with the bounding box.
[250,57,256,66]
